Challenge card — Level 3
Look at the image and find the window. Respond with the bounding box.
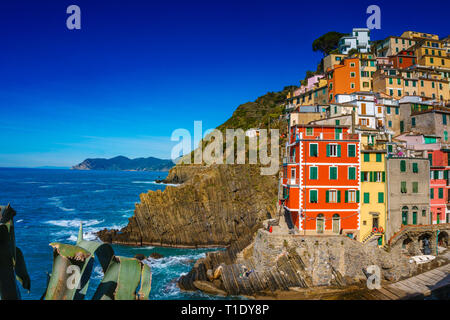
[412,163,418,173]
[348,144,356,157]
[310,189,318,203]
[412,182,418,193]
[364,153,370,162]
[348,167,356,180]
[439,188,444,199]
[361,171,369,182]
[364,192,370,203]
[346,190,357,203]
[350,63,355,67]
[397,78,401,85]
[389,78,393,85]
[388,120,392,127]
[422,210,426,217]
[306,127,314,136]
[350,83,355,89]
[400,160,406,172]
[376,154,382,162]
[291,167,296,181]
[428,153,433,166]
[326,190,340,203]
[387,106,391,114]
[389,89,394,96]
[397,89,402,96]
[430,188,434,199]
[327,144,340,157]
[329,167,338,180]
[335,120,340,125]
[443,114,447,125]
[412,117,416,127]
[310,143,318,157]
[395,108,399,115]
[309,166,318,180]
[350,72,355,78]
[378,192,384,203]
[421,80,424,87]
[401,181,407,193]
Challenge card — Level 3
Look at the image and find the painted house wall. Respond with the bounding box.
[360,139,387,245]
[386,158,430,241]
[283,125,361,237]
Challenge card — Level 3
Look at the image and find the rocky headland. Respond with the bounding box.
[98,164,278,247]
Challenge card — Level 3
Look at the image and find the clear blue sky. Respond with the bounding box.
[0,0,449,167]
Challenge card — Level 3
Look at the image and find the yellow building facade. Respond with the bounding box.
[359,134,387,246]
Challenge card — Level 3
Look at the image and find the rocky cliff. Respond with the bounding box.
[98,164,278,247]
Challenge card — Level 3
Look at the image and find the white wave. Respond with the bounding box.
[132,180,179,187]
[57,182,73,185]
[22,181,40,184]
[92,190,106,193]
[39,185,53,188]
[16,219,24,223]
[149,252,207,269]
[45,219,104,228]
[60,207,75,212]
[134,246,154,250]
[67,232,99,242]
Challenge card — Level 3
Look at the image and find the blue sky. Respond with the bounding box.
[0,0,449,167]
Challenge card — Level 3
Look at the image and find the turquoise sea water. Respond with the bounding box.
[0,168,226,300]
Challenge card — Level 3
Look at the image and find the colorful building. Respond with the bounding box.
[282,124,361,237]
[359,133,388,246]
[428,149,450,224]
[327,57,361,103]
[389,49,417,69]
[338,28,371,54]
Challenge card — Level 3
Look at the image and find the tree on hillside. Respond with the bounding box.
[312,32,347,56]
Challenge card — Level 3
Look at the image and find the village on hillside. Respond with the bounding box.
[280,28,450,253]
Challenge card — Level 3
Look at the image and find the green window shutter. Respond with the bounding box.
[345,190,348,203]
[364,192,369,203]
[349,167,356,180]
[401,181,407,193]
[310,167,318,180]
[412,163,418,173]
[330,167,337,180]
[348,145,355,157]
[337,190,341,203]
[430,188,434,199]
[439,188,444,198]
[434,170,439,179]
[382,172,385,182]
[326,144,330,157]
[356,190,360,203]
[445,170,448,180]
[326,190,329,203]
[378,192,384,203]
[337,145,341,157]
[361,172,364,182]
[400,160,406,172]
[376,154,382,162]
[364,153,370,162]
[370,171,374,182]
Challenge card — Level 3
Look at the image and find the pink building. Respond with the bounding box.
[295,75,324,95]
[429,149,450,224]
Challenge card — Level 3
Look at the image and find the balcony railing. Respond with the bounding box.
[283,156,296,164]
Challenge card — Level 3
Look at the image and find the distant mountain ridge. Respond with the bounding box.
[72,156,174,172]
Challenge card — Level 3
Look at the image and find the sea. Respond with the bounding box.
[0,167,229,300]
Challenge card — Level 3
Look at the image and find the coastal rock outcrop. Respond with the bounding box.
[178,229,417,297]
[97,164,278,247]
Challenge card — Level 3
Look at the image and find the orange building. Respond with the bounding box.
[327,57,361,103]
[282,124,361,238]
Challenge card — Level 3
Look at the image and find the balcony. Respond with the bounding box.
[283,156,296,164]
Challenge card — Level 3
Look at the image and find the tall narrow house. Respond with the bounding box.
[282,124,361,238]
